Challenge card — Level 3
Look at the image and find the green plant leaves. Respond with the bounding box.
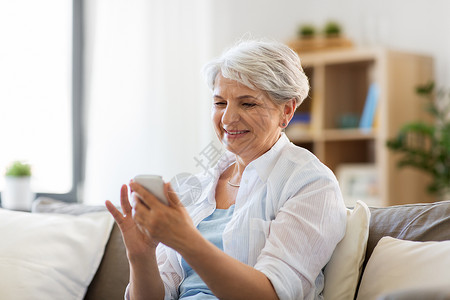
[5,161,31,177]
[415,82,434,95]
[386,82,450,196]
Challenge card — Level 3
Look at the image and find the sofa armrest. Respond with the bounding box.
[366,200,450,261]
[84,223,130,299]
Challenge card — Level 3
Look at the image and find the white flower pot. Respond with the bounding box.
[1,176,35,211]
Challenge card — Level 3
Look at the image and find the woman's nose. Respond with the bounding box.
[222,105,240,125]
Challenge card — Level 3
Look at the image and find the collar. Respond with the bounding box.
[246,132,290,183]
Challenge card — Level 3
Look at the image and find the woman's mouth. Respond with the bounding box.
[224,129,249,137]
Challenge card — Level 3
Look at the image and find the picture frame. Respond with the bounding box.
[336,163,381,207]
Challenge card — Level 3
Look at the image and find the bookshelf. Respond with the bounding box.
[286,48,434,206]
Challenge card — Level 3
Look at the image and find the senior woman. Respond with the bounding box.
[106,40,347,300]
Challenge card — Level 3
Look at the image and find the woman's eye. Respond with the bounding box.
[214,102,226,106]
[243,103,256,108]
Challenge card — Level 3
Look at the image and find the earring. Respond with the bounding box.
[282,123,286,127]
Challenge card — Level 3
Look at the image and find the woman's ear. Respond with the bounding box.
[281,99,296,128]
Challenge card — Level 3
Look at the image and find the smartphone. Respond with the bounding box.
[133,175,169,205]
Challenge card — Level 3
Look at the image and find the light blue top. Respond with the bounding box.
[178,205,235,299]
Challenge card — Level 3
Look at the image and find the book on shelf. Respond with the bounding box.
[359,83,380,130]
[291,112,311,124]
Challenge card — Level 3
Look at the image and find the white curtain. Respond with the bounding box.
[83,0,215,204]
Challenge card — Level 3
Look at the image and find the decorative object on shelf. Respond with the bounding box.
[386,82,450,199]
[337,163,380,207]
[338,113,359,129]
[323,21,341,37]
[288,21,352,53]
[297,24,316,39]
[1,161,35,211]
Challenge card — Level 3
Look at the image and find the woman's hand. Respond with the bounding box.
[130,181,198,251]
[105,184,156,259]
[107,184,166,300]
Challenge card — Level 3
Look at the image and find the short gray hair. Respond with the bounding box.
[203,39,309,108]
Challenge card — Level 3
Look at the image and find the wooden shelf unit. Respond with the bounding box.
[286,48,434,206]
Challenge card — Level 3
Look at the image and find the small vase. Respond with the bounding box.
[1,176,35,211]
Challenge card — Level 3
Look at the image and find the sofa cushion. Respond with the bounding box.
[356,236,450,300]
[323,201,370,300]
[0,208,114,300]
[366,200,450,261]
[32,197,130,300]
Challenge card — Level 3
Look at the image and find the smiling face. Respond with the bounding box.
[212,74,287,164]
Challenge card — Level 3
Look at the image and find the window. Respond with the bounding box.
[0,0,82,202]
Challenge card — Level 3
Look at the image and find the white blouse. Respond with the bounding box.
[127,133,347,300]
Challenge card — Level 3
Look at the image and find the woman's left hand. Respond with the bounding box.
[129,181,198,251]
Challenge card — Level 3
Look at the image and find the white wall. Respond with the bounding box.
[82,0,450,204]
[210,0,450,84]
[83,0,215,204]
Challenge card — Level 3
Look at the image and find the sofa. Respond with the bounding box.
[3,199,450,299]
[85,200,450,299]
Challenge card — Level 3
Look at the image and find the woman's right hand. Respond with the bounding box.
[105,184,156,259]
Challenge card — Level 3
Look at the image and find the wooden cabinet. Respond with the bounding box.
[286,48,434,206]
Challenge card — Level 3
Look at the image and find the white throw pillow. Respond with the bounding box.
[0,208,114,300]
[323,200,371,300]
[356,236,450,300]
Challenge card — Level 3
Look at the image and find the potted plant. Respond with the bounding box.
[323,21,341,37]
[1,161,35,211]
[386,82,450,199]
[297,24,316,39]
